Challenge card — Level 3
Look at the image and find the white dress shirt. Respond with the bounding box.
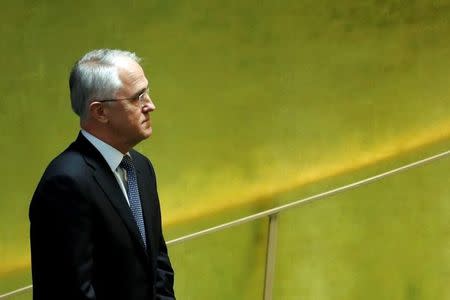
[81,130,130,206]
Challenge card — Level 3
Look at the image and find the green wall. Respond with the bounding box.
[1,0,449,298]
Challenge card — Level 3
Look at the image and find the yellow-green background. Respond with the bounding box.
[1,0,449,299]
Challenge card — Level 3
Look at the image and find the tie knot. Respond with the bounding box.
[119,155,134,172]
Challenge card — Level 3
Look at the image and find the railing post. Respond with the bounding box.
[263,213,278,300]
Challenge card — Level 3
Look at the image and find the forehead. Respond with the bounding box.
[116,58,148,89]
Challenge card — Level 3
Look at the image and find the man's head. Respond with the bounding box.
[70,49,155,153]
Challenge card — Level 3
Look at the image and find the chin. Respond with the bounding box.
[143,127,153,138]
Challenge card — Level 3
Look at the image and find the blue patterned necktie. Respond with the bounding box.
[120,155,147,249]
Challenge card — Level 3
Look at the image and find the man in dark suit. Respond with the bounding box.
[29,49,175,300]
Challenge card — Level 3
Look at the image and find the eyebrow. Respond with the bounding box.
[133,87,148,98]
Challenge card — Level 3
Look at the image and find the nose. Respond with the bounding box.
[142,96,156,112]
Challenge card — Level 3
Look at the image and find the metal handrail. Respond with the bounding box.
[0,285,33,299]
[166,149,450,246]
[1,149,448,299]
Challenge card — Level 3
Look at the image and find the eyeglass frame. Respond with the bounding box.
[95,88,150,104]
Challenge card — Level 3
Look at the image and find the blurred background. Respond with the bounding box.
[0,0,449,299]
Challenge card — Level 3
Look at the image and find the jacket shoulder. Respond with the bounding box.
[41,146,90,181]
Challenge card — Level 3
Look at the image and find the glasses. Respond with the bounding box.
[96,88,150,105]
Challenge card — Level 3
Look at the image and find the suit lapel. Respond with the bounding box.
[72,133,148,258]
[92,167,148,253]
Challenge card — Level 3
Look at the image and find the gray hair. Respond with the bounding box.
[69,49,142,119]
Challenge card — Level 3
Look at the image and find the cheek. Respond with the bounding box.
[124,108,140,121]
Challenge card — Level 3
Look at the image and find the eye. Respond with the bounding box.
[138,89,149,102]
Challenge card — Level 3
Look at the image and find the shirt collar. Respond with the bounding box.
[81,130,129,172]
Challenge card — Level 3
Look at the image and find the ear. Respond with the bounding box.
[89,101,109,123]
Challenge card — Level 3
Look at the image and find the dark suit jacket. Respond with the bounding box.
[29,133,175,300]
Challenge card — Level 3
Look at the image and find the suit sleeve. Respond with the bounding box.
[155,232,176,299]
[147,160,176,299]
[30,175,96,300]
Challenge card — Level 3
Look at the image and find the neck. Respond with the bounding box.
[81,124,131,154]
